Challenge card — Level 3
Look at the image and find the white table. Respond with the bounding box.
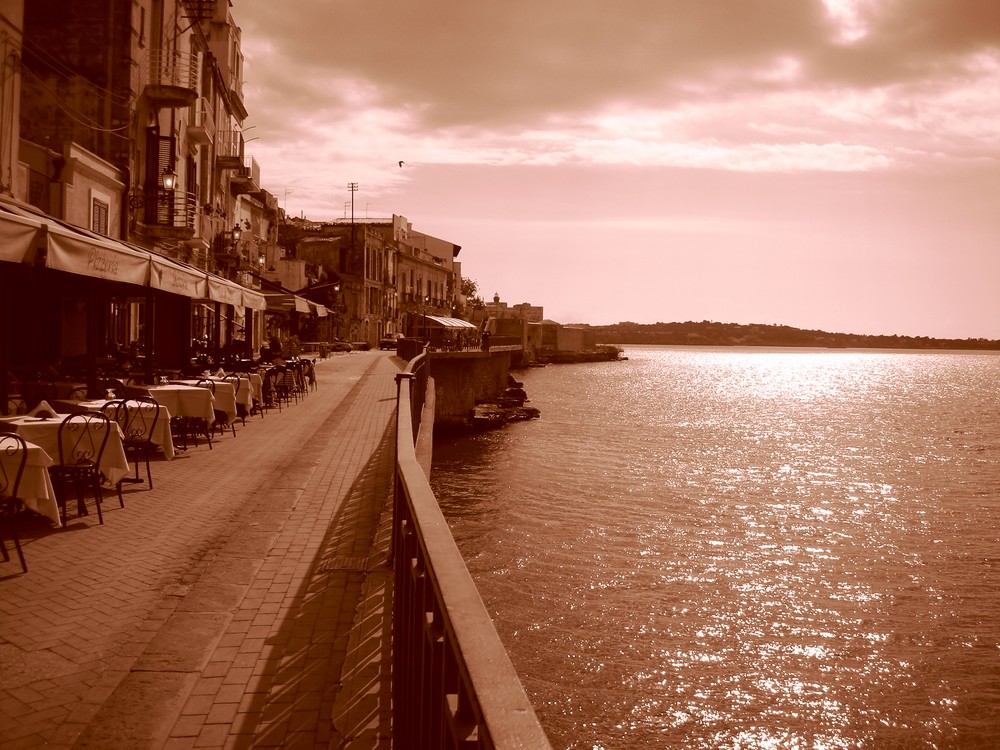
[144,384,216,424]
[0,414,130,487]
[168,379,238,423]
[53,399,176,461]
[0,436,60,525]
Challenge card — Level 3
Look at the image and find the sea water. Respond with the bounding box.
[430,346,1000,749]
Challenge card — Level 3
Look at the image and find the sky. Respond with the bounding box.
[235,0,1000,339]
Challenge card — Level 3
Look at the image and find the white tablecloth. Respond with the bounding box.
[64,399,176,461]
[1,415,130,487]
[168,380,238,423]
[0,438,60,525]
[247,373,263,406]
[145,385,216,424]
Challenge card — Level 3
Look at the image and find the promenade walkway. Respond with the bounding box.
[0,350,400,749]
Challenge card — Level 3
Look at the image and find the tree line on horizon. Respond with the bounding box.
[584,321,1000,351]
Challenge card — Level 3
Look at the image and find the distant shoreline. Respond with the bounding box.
[584,322,1000,351]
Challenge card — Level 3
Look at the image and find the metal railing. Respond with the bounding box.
[147,49,201,92]
[393,352,552,749]
[144,188,197,231]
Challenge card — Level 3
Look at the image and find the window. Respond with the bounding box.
[92,198,110,236]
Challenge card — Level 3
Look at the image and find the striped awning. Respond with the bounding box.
[422,315,477,329]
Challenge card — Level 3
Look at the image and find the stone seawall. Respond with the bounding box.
[428,349,538,433]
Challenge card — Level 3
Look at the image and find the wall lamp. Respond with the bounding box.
[161,167,177,190]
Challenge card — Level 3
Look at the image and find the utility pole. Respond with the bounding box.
[348,182,358,285]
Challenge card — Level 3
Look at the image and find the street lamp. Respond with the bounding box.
[230,224,242,244]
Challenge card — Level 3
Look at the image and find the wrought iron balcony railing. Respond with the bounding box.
[143,188,197,239]
[187,96,215,145]
[144,49,201,107]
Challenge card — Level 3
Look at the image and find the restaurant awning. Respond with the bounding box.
[2,201,150,285]
[149,254,209,298]
[422,315,477,329]
[0,209,39,263]
[264,292,318,314]
[0,198,268,309]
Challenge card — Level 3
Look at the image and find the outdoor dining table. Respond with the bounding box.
[50,398,176,461]
[143,384,216,424]
[0,413,131,488]
[168,379,238,423]
[241,374,261,411]
[0,432,61,525]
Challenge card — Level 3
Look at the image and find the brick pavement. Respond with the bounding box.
[0,351,401,749]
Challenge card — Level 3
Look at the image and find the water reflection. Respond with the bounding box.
[432,348,1000,748]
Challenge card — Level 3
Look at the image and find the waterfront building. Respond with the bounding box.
[13,0,278,360]
[481,293,544,324]
[396,224,462,339]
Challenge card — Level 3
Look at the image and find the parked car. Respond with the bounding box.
[379,333,402,350]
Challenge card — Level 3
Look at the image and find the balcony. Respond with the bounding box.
[230,155,260,195]
[216,130,243,169]
[187,97,215,145]
[143,188,197,240]
[144,50,201,108]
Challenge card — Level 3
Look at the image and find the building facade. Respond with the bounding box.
[15,0,277,356]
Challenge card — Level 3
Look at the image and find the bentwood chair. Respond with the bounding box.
[0,432,29,572]
[50,412,111,525]
[102,397,160,498]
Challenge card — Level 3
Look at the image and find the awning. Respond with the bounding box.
[423,314,477,329]
[241,288,267,311]
[149,254,209,298]
[2,202,150,285]
[1,199,270,309]
[0,209,39,263]
[264,292,326,317]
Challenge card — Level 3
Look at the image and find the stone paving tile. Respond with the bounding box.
[0,351,400,749]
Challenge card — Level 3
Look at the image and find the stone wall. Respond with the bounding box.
[429,349,512,427]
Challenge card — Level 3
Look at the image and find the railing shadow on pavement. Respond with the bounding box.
[233,423,396,748]
[392,349,552,749]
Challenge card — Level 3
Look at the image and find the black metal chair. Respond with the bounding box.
[101,397,160,497]
[261,367,281,413]
[4,396,27,416]
[0,432,29,573]
[50,412,112,525]
[273,364,297,407]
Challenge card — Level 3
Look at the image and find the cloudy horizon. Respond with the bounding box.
[236,0,1000,339]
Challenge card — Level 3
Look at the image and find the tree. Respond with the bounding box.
[461,277,484,309]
